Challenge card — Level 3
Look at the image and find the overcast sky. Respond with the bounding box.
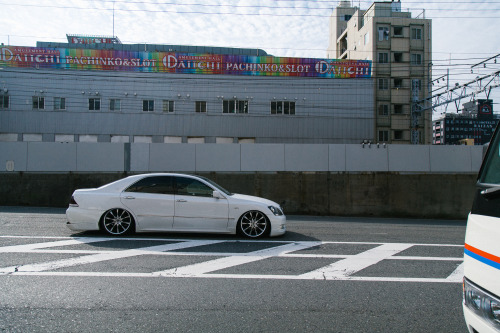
[1,0,499,114]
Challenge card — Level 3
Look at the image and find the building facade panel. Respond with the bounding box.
[26,142,77,171]
[241,144,285,171]
[0,66,375,144]
[76,142,125,171]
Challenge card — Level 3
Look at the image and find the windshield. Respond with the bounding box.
[199,176,233,196]
[479,125,500,185]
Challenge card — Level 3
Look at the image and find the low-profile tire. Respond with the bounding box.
[101,208,135,236]
[238,210,270,238]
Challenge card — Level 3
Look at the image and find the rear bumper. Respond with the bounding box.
[66,206,101,231]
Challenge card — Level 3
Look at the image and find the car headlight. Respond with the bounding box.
[464,278,500,328]
[268,206,283,216]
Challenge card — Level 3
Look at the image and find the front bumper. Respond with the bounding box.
[269,214,286,237]
[463,305,500,333]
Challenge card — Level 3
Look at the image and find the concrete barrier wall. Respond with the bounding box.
[0,142,481,219]
[0,172,477,219]
[0,142,484,173]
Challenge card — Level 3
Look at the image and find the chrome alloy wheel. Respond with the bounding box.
[102,208,134,235]
[239,211,269,238]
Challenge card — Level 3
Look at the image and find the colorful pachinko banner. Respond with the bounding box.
[0,46,371,79]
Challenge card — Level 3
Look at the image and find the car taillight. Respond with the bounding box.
[69,196,79,207]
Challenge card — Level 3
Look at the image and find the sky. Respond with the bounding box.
[0,0,499,116]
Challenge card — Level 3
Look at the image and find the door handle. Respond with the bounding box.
[176,199,187,203]
[123,196,135,199]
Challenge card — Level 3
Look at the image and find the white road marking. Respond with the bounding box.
[300,243,413,279]
[0,236,464,282]
[446,262,464,283]
[0,239,225,274]
[154,241,321,277]
[0,237,107,252]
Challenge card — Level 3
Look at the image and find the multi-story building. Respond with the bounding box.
[0,35,374,144]
[433,100,498,145]
[327,0,432,144]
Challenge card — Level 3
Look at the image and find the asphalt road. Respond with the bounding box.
[0,207,467,332]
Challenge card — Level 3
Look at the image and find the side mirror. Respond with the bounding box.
[213,191,224,199]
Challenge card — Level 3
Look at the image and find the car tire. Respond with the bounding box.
[101,208,135,236]
[237,210,270,238]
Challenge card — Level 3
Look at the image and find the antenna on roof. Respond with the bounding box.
[112,1,115,37]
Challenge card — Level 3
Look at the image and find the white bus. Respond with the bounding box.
[463,125,500,332]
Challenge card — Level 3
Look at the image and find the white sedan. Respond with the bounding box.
[66,173,286,238]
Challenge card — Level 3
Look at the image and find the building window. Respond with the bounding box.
[393,26,403,37]
[394,53,403,63]
[134,136,153,143]
[271,101,295,115]
[32,96,45,110]
[378,104,389,116]
[378,52,389,64]
[187,137,205,143]
[89,98,100,111]
[378,78,389,90]
[195,101,207,113]
[0,95,9,109]
[378,27,389,41]
[223,100,248,114]
[411,27,422,40]
[393,78,403,89]
[394,104,403,114]
[54,97,66,110]
[143,100,154,112]
[110,99,121,111]
[163,100,174,112]
[411,53,422,65]
[343,14,352,21]
[394,130,404,140]
[378,130,389,142]
[55,134,74,142]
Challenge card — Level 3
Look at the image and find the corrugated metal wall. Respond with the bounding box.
[0,68,374,143]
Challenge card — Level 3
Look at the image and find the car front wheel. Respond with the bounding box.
[101,208,134,236]
[238,210,269,238]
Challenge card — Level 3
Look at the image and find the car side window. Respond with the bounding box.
[125,176,175,195]
[175,177,213,197]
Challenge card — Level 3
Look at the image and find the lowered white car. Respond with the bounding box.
[66,173,286,238]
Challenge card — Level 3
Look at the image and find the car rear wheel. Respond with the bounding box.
[238,210,269,238]
[101,208,134,236]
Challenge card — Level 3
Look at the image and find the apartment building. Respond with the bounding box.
[327,0,432,144]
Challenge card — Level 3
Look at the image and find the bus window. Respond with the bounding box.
[479,132,500,185]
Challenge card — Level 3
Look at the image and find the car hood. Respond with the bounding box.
[230,193,280,207]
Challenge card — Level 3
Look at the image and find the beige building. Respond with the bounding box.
[327,1,432,144]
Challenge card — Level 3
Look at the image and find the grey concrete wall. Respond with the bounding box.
[0,142,484,173]
[0,172,476,219]
[0,142,481,219]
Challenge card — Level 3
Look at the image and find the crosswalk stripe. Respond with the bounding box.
[0,239,224,274]
[154,241,322,276]
[300,243,414,279]
[0,236,464,283]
